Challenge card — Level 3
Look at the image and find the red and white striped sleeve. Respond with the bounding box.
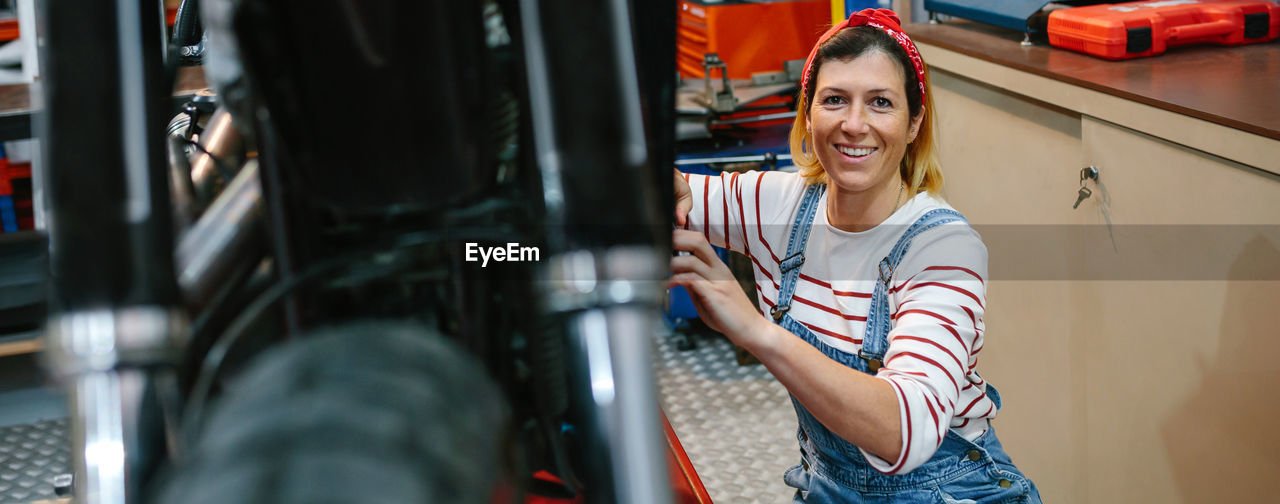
[858,223,989,474]
[681,171,744,252]
[683,170,796,256]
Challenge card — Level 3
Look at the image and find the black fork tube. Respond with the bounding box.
[521,1,673,503]
[40,1,186,503]
[519,0,661,251]
[42,0,177,308]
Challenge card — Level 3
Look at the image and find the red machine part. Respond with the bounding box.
[1048,0,1280,60]
[518,410,712,504]
[0,6,177,42]
[677,0,829,79]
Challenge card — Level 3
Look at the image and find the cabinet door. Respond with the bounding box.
[930,70,1089,503]
[1076,116,1280,504]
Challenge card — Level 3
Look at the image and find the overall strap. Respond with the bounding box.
[770,183,826,322]
[859,208,967,371]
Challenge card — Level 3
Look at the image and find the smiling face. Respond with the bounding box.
[806,50,923,198]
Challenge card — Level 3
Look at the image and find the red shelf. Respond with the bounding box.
[0,7,177,42]
[0,19,16,42]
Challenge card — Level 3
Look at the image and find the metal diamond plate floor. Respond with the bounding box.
[655,331,798,504]
[0,419,68,504]
[2,335,797,504]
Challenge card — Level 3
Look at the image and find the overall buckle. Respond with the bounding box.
[859,350,883,372]
[878,258,894,286]
[780,251,806,274]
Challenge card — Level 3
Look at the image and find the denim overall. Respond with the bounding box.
[773,184,1041,503]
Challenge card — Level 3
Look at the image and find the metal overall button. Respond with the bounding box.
[998,479,1012,488]
[967,450,981,462]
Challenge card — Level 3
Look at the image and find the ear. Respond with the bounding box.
[908,106,925,143]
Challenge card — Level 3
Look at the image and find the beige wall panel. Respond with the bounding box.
[892,0,912,22]
[930,68,1088,503]
[1077,118,1280,503]
[1081,118,1280,225]
[931,69,1084,225]
[1068,118,1280,283]
[1072,280,1280,504]
[980,281,1085,504]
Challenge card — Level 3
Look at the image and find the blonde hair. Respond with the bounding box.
[788,35,943,196]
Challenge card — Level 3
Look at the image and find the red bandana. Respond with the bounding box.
[800,8,927,103]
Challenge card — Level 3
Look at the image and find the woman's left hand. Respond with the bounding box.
[669,229,773,349]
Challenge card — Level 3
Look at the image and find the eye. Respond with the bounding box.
[872,97,893,108]
[821,95,846,106]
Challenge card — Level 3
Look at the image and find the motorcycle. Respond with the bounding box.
[37,0,682,502]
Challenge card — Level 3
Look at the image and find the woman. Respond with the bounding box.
[670,9,1041,503]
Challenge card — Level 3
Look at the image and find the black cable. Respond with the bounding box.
[541,420,584,496]
[181,251,350,443]
[178,137,237,185]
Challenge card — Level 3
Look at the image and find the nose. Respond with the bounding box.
[840,106,870,137]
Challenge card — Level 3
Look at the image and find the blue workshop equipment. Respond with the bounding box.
[844,1,890,17]
[668,124,793,327]
[924,0,1052,34]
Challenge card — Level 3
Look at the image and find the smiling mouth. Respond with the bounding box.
[835,145,876,158]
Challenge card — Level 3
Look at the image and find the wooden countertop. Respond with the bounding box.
[0,65,209,119]
[0,333,40,357]
[905,20,1280,141]
[0,81,30,119]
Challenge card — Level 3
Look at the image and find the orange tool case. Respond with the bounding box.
[1047,0,1280,60]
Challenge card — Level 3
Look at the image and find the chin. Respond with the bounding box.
[823,170,879,194]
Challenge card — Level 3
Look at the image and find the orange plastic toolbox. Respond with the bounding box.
[1047,0,1280,60]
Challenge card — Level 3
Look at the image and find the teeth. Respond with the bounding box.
[837,145,874,157]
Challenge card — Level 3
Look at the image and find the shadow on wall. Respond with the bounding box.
[1162,235,1280,503]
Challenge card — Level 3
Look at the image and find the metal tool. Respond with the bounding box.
[675,152,792,168]
[702,53,738,113]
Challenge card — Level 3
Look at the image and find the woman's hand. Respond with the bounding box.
[669,229,774,350]
[674,169,693,227]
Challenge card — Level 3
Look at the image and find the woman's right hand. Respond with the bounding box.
[674,169,693,227]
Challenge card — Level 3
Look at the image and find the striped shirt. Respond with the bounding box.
[682,170,996,475]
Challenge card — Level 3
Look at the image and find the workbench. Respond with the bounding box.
[0,66,210,143]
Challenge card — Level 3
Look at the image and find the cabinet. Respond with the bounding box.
[909,20,1280,503]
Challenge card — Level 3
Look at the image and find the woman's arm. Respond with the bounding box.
[670,226,988,473]
[752,323,906,461]
[671,168,765,256]
[669,229,903,461]
[674,169,693,227]
[862,228,988,474]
